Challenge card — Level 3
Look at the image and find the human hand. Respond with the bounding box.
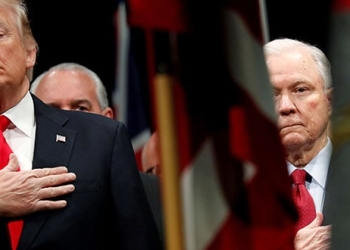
[294,212,331,250]
[0,153,76,217]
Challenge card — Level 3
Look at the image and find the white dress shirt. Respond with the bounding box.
[2,92,36,171]
[287,137,332,213]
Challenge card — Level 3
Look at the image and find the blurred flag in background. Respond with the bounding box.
[115,0,297,248]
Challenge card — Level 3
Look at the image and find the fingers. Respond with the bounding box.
[295,225,331,250]
[0,160,77,216]
[28,167,76,187]
[37,184,75,200]
[34,200,68,211]
[38,172,76,188]
[32,166,71,177]
[24,166,76,199]
[3,156,75,179]
[307,212,324,228]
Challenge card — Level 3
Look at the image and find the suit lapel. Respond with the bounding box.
[0,222,11,250]
[18,95,77,249]
[322,157,334,225]
[32,113,76,168]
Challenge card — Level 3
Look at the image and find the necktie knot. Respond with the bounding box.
[291,169,307,185]
[0,115,10,132]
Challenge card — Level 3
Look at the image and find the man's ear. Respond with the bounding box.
[26,46,37,68]
[102,107,114,119]
[326,87,333,115]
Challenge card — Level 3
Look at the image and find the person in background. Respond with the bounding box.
[30,62,114,118]
[263,38,332,249]
[141,131,161,175]
[30,61,164,248]
[0,0,161,249]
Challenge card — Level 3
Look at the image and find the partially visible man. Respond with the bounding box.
[0,1,161,249]
[141,131,161,175]
[30,62,114,118]
[31,62,164,248]
[264,38,332,249]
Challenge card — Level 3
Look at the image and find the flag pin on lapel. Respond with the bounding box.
[56,134,66,143]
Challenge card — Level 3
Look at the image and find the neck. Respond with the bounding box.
[0,88,28,114]
[286,136,328,167]
[0,81,29,113]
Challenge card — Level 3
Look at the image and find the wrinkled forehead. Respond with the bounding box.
[267,50,318,77]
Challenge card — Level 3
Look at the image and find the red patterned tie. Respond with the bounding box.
[0,115,23,250]
[291,169,316,231]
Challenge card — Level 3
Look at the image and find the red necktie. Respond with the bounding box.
[291,169,316,231]
[0,115,23,250]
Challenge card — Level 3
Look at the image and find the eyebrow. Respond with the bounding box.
[70,99,93,108]
[45,99,93,109]
[0,19,10,33]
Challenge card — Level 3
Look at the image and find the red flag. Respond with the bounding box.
[127,0,188,32]
[173,1,297,249]
[332,0,350,11]
[127,0,297,248]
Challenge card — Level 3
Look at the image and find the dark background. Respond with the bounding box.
[266,0,332,54]
[25,0,333,106]
[26,0,116,104]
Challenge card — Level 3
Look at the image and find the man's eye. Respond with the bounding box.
[146,166,155,175]
[75,106,89,112]
[296,88,306,93]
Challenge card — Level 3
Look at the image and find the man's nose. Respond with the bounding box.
[277,94,296,115]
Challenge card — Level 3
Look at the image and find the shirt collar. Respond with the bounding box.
[287,137,332,189]
[2,91,35,137]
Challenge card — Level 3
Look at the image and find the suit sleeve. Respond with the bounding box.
[110,122,162,249]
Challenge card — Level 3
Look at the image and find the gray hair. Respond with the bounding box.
[30,62,109,110]
[263,38,332,90]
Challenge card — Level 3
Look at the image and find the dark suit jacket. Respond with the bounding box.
[139,173,164,248]
[0,95,162,250]
[322,155,334,227]
[322,143,350,248]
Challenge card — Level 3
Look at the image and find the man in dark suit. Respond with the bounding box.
[30,62,164,248]
[0,1,161,249]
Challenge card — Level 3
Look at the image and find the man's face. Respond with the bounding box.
[266,49,332,152]
[34,70,108,115]
[141,132,161,175]
[0,6,36,96]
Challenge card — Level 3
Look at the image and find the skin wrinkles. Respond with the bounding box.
[0,6,36,113]
[264,38,333,250]
[266,49,332,167]
[0,154,76,217]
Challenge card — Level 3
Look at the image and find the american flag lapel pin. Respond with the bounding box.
[56,134,66,143]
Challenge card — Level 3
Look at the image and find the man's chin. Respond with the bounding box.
[281,135,305,150]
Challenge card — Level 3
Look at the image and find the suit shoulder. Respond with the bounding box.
[32,94,128,132]
[65,111,126,129]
